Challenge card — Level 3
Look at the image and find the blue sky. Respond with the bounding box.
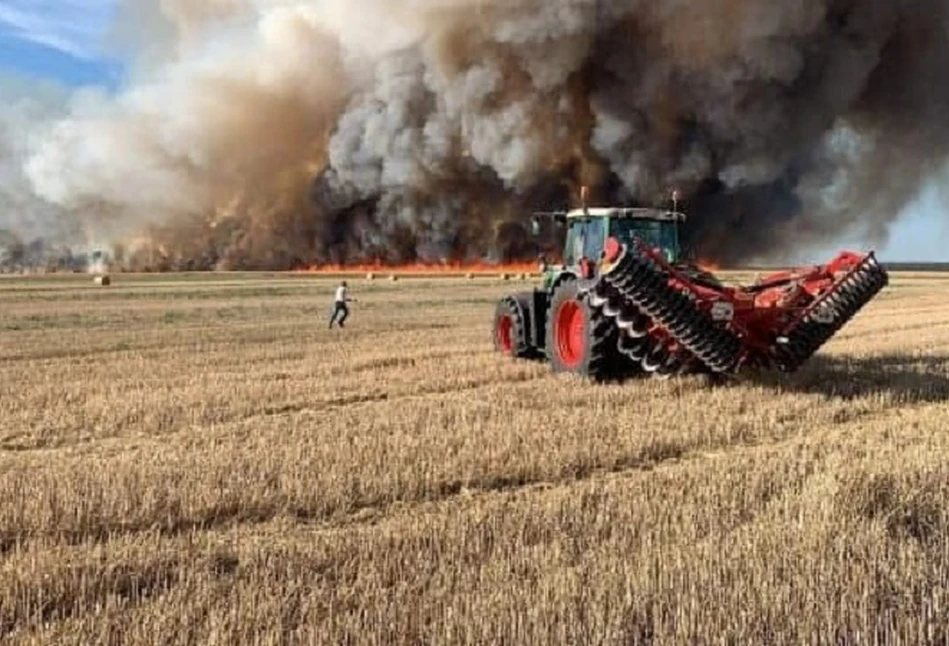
[0,0,123,86]
[0,0,944,262]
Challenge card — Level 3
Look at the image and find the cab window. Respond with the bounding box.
[583,218,606,260]
[611,220,679,263]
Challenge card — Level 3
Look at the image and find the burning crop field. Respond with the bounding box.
[2,0,949,642]
[2,270,949,643]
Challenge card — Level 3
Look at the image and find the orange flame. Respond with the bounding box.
[696,258,722,273]
[296,260,541,276]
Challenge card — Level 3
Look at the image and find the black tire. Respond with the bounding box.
[544,279,619,381]
[493,296,532,359]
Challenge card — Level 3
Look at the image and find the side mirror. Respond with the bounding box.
[530,218,541,236]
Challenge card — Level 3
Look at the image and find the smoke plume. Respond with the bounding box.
[3,0,949,271]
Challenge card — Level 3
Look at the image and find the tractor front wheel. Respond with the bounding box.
[545,280,618,381]
[493,297,532,359]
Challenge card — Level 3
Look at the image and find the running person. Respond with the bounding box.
[328,280,355,328]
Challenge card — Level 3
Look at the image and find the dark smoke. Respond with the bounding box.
[310,0,949,266]
[7,0,949,271]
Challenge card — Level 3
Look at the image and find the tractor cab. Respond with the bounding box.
[534,206,686,290]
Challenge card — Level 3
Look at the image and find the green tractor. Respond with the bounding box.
[492,197,697,379]
[491,192,889,381]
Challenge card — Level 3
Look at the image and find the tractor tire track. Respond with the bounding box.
[0,431,688,558]
[0,369,547,455]
[2,389,935,563]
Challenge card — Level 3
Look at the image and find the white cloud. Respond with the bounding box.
[0,0,115,60]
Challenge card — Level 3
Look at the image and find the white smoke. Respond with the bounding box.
[0,74,71,239]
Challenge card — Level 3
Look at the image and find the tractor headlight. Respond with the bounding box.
[710,301,734,322]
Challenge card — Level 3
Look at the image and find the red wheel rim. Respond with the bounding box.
[496,314,514,354]
[555,300,585,368]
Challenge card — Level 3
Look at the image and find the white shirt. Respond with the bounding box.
[335,285,347,303]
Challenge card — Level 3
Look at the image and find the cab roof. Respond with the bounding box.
[566,206,686,222]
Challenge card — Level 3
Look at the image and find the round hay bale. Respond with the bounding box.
[389,274,399,282]
[366,272,376,280]
[500,273,510,281]
[94,275,111,286]
[465,272,474,280]
[518,273,527,281]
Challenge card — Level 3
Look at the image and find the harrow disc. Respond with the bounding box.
[588,245,743,374]
[772,253,889,372]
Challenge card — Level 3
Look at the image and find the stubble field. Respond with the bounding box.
[2,270,949,644]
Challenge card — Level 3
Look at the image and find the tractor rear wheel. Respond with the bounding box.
[493,297,532,359]
[545,279,619,381]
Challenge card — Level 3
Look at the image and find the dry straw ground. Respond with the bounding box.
[1,270,949,644]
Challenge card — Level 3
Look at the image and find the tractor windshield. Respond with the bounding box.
[611,219,679,264]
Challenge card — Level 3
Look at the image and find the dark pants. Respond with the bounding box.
[329,301,349,328]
